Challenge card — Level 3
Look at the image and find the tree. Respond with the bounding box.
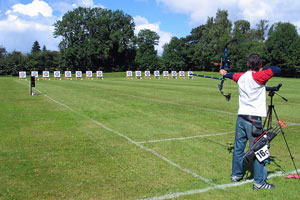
[0,46,8,75]
[31,41,41,54]
[255,20,269,42]
[135,29,160,71]
[264,22,300,76]
[162,37,187,71]
[5,51,25,75]
[42,45,47,52]
[233,20,250,38]
[54,7,136,72]
[188,9,232,71]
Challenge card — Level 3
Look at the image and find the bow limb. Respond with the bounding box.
[218,78,231,101]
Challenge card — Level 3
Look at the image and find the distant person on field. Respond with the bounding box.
[219,54,281,189]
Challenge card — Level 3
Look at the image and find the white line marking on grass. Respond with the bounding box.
[288,122,300,126]
[140,169,300,200]
[138,131,234,144]
[36,90,216,186]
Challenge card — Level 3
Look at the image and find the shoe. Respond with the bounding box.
[231,176,243,182]
[253,182,275,190]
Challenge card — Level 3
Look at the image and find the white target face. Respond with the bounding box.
[19,71,26,78]
[163,71,169,77]
[154,71,160,76]
[65,71,72,78]
[135,71,142,77]
[188,71,193,76]
[172,71,177,76]
[97,71,103,77]
[179,71,185,76]
[75,71,82,78]
[127,71,133,77]
[43,71,50,77]
[31,71,38,78]
[145,71,150,77]
[86,71,93,77]
[54,71,61,77]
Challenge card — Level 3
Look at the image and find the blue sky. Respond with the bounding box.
[1,0,300,54]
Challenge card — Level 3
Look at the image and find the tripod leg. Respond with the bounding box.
[281,130,299,176]
[263,105,273,129]
[272,106,299,176]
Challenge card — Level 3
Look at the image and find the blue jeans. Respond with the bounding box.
[231,115,267,185]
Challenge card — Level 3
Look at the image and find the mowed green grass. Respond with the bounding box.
[0,73,300,199]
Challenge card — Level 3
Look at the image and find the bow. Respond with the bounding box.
[190,39,236,101]
[217,44,231,101]
[215,39,237,101]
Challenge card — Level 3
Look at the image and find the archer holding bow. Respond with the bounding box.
[219,54,281,189]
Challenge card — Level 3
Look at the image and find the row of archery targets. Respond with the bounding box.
[18,70,195,80]
[126,70,193,79]
[18,71,103,80]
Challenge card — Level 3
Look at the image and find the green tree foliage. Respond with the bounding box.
[264,22,300,76]
[182,10,232,71]
[54,7,136,72]
[228,20,266,72]
[31,40,41,54]
[5,51,25,76]
[0,46,27,75]
[162,37,187,71]
[26,49,59,73]
[0,46,8,75]
[135,29,160,71]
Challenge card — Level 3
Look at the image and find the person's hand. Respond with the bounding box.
[219,69,228,76]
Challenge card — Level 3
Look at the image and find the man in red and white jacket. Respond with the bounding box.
[220,54,281,189]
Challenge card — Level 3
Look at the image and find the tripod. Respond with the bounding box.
[263,84,299,177]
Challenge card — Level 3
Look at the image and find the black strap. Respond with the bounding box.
[239,115,261,122]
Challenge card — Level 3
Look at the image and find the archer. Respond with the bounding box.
[219,54,281,189]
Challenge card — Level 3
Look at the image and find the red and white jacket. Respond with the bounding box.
[225,66,281,117]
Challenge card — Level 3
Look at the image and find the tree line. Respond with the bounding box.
[0,8,299,77]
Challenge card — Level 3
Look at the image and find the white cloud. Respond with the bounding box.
[0,17,59,52]
[69,0,105,9]
[134,15,173,54]
[156,0,300,29]
[79,0,94,7]
[157,0,235,26]
[237,0,273,22]
[0,1,59,52]
[12,0,52,17]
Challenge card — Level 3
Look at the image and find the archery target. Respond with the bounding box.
[75,71,82,78]
[96,71,103,78]
[54,71,61,78]
[19,71,26,79]
[163,71,169,77]
[65,71,72,78]
[154,71,160,77]
[179,71,185,77]
[31,71,38,78]
[135,71,142,77]
[188,71,193,76]
[43,71,50,78]
[126,71,133,77]
[171,71,177,77]
[145,71,151,77]
[86,71,93,78]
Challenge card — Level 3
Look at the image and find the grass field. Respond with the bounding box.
[1,72,300,199]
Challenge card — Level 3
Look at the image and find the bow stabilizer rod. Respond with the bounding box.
[191,73,224,80]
